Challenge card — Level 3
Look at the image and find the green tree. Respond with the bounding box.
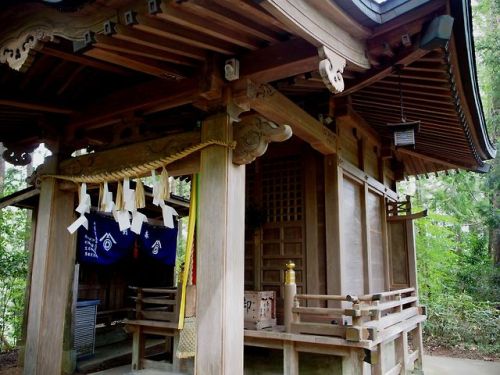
[0,168,29,351]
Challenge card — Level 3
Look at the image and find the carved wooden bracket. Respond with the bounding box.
[318,46,347,94]
[0,2,116,71]
[233,116,292,165]
[0,30,51,72]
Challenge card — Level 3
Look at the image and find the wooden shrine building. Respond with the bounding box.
[0,0,495,374]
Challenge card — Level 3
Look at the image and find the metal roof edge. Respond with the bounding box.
[450,0,497,161]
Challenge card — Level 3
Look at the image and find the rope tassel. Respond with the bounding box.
[135,179,146,209]
[115,181,124,211]
[160,168,170,201]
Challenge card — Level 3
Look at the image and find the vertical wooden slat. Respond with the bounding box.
[24,177,76,375]
[361,184,372,293]
[196,113,245,374]
[406,220,418,292]
[324,155,343,302]
[304,149,320,306]
[381,198,391,290]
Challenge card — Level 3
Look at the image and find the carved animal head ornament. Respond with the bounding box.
[233,116,292,165]
[318,46,347,94]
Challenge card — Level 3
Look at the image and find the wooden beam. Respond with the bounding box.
[260,0,370,69]
[114,24,206,61]
[59,131,201,177]
[214,0,292,33]
[339,157,398,201]
[94,34,198,66]
[174,0,283,43]
[238,38,318,83]
[0,186,40,210]
[83,48,186,79]
[157,1,260,50]
[134,14,238,55]
[338,47,431,97]
[68,76,201,129]
[236,81,336,154]
[196,113,245,374]
[37,46,132,76]
[0,99,75,115]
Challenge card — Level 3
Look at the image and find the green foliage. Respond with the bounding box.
[408,167,499,355]
[0,167,29,351]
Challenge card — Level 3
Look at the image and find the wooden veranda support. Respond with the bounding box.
[24,172,77,375]
[196,113,246,374]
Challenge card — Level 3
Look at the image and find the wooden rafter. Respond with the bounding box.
[173,0,284,43]
[134,15,238,55]
[68,76,202,130]
[83,48,187,79]
[0,99,75,115]
[338,47,431,97]
[93,34,198,67]
[113,24,207,61]
[155,2,261,50]
[37,45,132,76]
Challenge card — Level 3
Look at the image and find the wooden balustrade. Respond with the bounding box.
[282,263,426,373]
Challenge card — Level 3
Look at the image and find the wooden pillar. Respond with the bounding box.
[17,207,37,367]
[414,323,424,371]
[284,261,297,332]
[324,155,343,300]
[196,113,245,375]
[24,176,76,375]
[342,348,365,375]
[395,331,408,373]
[283,341,299,375]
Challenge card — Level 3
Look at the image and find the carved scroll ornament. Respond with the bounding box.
[0,2,116,71]
[233,116,292,165]
[318,46,347,94]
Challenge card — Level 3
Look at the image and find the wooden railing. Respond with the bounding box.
[283,262,426,374]
[125,286,181,371]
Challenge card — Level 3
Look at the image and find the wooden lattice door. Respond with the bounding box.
[245,155,305,300]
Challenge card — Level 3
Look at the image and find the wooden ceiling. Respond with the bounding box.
[0,0,492,178]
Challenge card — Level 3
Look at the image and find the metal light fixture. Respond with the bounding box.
[387,66,420,147]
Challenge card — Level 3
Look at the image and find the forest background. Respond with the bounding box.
[0,0,498,359]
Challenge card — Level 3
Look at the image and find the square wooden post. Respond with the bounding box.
[196,113,245,374]
[24,176,76,375]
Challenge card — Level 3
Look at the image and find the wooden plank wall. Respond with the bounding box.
[244,114,413,310]
[322,117,402,296]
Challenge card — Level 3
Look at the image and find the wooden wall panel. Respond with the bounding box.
[364,142,379,179]
[368,191,385,292]
[339,128,359,168]
[389,222,410,287]
[341,177,364,295]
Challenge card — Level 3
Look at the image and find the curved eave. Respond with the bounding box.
[333,0,434,26]
[450,0,496,164]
